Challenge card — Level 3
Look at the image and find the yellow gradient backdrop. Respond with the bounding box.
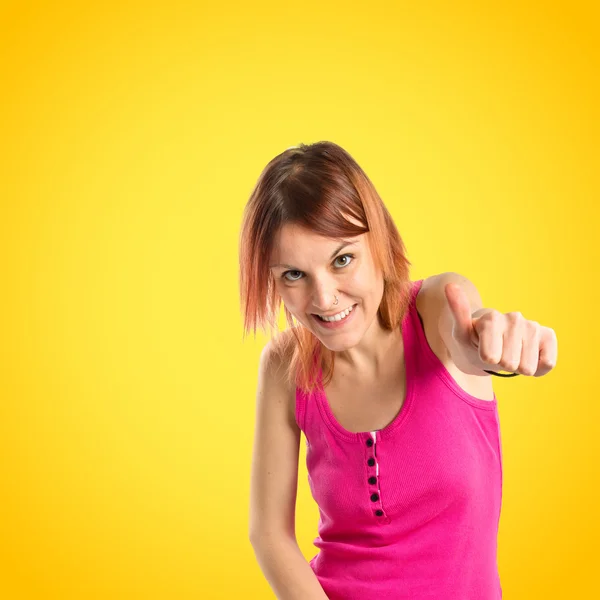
[1,1,598,598]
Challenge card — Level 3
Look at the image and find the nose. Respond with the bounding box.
[310,278,338,313]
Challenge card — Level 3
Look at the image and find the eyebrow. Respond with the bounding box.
[269,240,358,270]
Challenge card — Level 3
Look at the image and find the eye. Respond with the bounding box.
[281,254,355,282]
[282,270,303,282]
[334,253,354,268]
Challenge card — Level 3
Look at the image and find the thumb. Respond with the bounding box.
[444,283,476,346]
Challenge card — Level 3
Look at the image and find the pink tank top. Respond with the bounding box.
[295,279,503,599]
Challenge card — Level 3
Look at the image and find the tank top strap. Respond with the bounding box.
[399,279,425,380]
[409,278,424,308]
[403,279,425,332]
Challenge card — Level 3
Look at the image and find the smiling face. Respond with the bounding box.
[269,223,385,352]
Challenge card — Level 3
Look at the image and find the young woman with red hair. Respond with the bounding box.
[241,141,555,600]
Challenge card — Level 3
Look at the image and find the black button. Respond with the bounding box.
[366,438,374,447]
[367,458,375,466]
[370,493,379,502]
[368,476,377,485]
[375,510,384,516]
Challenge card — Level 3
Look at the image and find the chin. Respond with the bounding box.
[318,333,361,353]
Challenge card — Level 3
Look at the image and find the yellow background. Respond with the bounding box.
[1,1,598,598]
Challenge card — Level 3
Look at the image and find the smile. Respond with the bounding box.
[311,304,358,329]
[315,305,355,322]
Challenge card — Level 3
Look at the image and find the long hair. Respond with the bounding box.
[239,141,413,394]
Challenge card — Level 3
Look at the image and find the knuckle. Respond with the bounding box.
[502,358,520,372]
[480,350,500,364]
[486,311,503,325]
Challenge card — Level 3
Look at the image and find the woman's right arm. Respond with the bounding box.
[249,338,329,600]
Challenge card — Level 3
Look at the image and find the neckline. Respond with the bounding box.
[314,280,421,443]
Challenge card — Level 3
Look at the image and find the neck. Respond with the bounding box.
[336,316,402,376]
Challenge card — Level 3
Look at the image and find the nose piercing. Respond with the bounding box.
[333,295,339,306]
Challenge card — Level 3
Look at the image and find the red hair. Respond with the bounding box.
[239,141,413,394]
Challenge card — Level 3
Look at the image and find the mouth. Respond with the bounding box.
[311,303,358,330]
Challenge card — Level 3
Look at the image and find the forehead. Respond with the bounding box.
[270,224,363,267]
[275,224,334,248]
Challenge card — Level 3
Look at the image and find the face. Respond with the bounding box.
[269,224,385,351]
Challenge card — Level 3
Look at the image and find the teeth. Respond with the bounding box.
[318,305,354,322]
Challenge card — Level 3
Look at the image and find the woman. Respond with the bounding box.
[240,141,556,599]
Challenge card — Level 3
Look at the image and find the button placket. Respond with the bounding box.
[366,431,385,519]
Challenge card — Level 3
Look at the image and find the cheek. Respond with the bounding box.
[357,266,381,290]
[278,286,302,312]
[348,272,373,295]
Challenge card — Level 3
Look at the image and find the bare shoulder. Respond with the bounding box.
[414,274,451,360]
[260,328,298,426]
[415,273,495,401]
